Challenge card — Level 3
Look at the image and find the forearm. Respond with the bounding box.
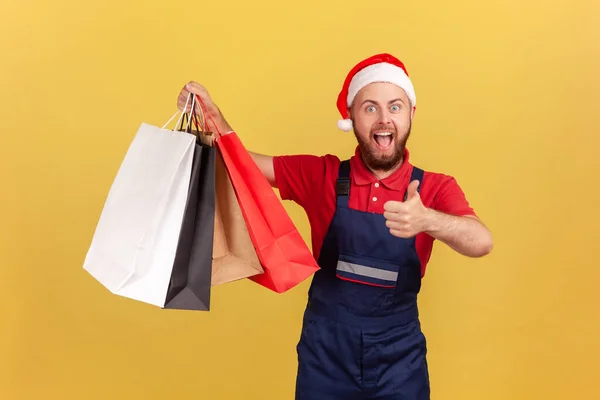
[249,151,276,187]
[423,209,493,258]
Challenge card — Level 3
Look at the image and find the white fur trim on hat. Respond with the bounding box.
[337,118,353,132]
[347,62,416,108]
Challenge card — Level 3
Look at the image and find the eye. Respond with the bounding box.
[390,104,401,112]
[366,105,376,113]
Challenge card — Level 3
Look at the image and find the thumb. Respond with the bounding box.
[406,180,420,200]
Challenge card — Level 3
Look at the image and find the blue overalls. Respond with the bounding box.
[295,160,430,400]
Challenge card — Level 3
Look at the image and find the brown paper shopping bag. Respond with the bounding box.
[210,142,264,286]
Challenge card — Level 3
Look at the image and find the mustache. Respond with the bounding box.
[370,124,397,134]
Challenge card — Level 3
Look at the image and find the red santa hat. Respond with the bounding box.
[336,53,416,132]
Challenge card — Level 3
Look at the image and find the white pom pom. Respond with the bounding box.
[337,119,353,132]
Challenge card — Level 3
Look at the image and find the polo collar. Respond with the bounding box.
[350,146,413,191]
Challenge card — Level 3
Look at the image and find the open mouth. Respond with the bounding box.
[373,132,394,150]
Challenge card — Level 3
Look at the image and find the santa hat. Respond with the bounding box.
[336,53,416,132]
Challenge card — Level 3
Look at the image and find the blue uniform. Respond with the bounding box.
[295,160,430,400]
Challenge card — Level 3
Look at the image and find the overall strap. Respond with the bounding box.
[335,160,351,207]
[404,167,424,201]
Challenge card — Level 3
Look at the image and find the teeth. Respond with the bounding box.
[374,132,392,136]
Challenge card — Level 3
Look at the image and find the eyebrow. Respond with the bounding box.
[361,98,405,106]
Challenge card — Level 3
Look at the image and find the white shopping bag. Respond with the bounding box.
[83,98,199,308]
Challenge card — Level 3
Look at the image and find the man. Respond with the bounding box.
[177,53,493,400]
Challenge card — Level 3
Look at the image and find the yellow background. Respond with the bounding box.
[1,0,599,399]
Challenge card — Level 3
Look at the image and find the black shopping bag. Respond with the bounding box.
[163,111,215,311]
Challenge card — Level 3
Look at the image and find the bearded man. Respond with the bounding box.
[177,53,493,400]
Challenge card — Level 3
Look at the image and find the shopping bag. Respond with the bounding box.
[211,151,264,285]
[163,139,215,310]
[83,94,215,310]
[214,131,320,293]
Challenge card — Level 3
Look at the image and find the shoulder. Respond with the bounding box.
[421,169,461,194]
[272,153,342,205]
[273,153,341,178]
[419,169,477,217]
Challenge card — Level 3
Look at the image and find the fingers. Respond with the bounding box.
[389,228,415,239]
[383,190,424,239]
[383,210,396,220]
[177,85,205,111]
[384,209,416,237]
[384,203,409,226]
[177,92,190,112]
[185,81,208,96]
[385,220,402,230]
[385,216,412,229]
[386,214,417,238]
[177,81,215,114]
[383,200,404,213]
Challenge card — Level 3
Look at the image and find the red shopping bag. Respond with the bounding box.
[214,131,320,293]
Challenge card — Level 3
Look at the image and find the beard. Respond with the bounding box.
[354,120,412,172]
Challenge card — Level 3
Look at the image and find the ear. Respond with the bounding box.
[410,106,416,119]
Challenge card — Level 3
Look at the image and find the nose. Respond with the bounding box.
[377,108,393,125]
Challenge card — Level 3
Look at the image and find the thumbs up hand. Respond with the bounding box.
[383,180,431,239]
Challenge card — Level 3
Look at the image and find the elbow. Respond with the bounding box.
[475,241,493,258]
[472,231,493,258]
